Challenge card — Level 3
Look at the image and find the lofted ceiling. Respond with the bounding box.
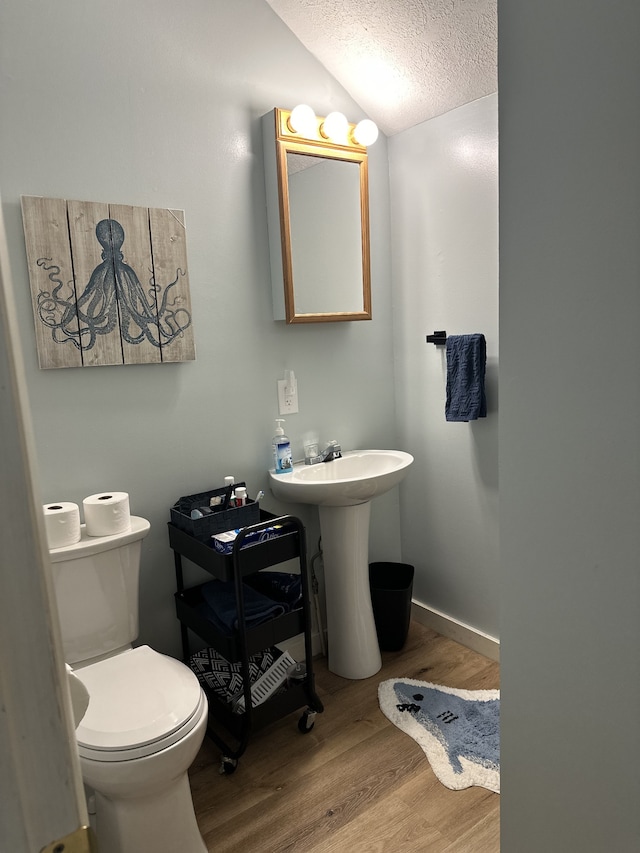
[265,0,497,137]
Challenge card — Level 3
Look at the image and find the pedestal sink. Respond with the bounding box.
[268,450,413,679]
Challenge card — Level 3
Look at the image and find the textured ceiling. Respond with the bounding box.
[265,0,497,137]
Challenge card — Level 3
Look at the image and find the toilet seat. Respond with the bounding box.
[74,645,206,761]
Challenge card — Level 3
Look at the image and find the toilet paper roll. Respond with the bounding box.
[43,502,81,550]
[83,492,131,537]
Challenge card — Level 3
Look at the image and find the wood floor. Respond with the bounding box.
[189,622,500,852]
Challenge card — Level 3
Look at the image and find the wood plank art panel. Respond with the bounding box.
[67,199,122,367]
[20,197,195,368]
[148,207,195,363]
[21,196,82,369]
[109,204,161,365]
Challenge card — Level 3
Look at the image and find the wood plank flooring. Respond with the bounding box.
[189,622,500,852]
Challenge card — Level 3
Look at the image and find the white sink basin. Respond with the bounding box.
[268,449,414,507]
[268,449,414,680]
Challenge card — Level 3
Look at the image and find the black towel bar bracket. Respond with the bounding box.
[426,331,447,346]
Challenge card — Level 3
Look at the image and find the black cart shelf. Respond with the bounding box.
[168,511,324,773]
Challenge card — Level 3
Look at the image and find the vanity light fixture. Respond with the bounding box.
[320,111,349,144]
[287,103,317,137]
[287,104,378,148]
[352,119,379,147]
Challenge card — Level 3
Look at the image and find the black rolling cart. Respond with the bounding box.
[168,512,324,774]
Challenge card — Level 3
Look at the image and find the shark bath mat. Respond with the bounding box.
[378,679,500,793]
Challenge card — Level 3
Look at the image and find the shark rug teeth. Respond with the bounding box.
[378,679,500,793]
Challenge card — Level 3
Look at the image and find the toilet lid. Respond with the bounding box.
[75,645,204,757]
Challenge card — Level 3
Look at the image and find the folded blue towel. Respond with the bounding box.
[245,571,302,609]
[200,580,286,636]
[445,334,487,422]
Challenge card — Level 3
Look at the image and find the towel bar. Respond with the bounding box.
[426,331,447,346]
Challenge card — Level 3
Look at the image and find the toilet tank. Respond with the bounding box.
[48,516,151,665]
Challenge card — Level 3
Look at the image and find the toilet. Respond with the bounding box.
[49,515,208,853]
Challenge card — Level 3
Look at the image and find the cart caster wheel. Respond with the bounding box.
[220,756,238,775]
[298,710,316,734]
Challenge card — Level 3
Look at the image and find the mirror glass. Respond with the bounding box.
[286,154,363,314]
[263,108,372,324]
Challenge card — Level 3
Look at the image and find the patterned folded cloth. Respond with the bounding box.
[189,646,281,707]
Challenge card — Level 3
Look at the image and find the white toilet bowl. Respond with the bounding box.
[74,645,208,853]
[48,515,208,852]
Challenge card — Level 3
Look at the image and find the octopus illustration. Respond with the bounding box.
[36,218,191,352]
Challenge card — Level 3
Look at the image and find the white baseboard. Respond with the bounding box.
[278,602,500,664]
[411,600,500,662]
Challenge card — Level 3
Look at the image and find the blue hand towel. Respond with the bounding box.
[200,580,286,636]
[245,571,302,609]
[445,334,487,422]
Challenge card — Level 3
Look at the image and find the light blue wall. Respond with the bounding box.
[500,0,640,848]
[0,0,400,656]
[389,96,499,640]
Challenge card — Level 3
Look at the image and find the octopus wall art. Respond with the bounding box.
[21,196,196,368]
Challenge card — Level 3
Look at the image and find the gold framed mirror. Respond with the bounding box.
[262,108,372,324]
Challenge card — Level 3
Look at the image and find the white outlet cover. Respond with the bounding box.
[277,379,299,414]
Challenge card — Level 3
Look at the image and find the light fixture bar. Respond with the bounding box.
[282,105,378,149]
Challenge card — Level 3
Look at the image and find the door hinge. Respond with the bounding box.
[40,825,98,853]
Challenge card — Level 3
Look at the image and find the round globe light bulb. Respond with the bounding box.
[353,119,379,146]
[288,104,317,137]
[321,111,349,143]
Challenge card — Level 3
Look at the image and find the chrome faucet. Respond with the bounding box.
[305,440,342,465]
[321,441,342,462]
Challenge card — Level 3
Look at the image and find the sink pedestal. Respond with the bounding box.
[319,502,382,679]
[268,450,414,681]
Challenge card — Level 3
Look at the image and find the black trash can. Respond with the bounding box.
[369,562,414,651]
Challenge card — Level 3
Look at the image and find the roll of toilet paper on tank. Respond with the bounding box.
[43,502,81,549]
[83,492,131,537]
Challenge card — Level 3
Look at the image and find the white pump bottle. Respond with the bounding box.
[272,419,292,474]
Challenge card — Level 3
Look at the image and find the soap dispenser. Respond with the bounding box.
[272,419,292,474]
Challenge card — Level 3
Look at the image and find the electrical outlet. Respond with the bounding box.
[277,379,299,414]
